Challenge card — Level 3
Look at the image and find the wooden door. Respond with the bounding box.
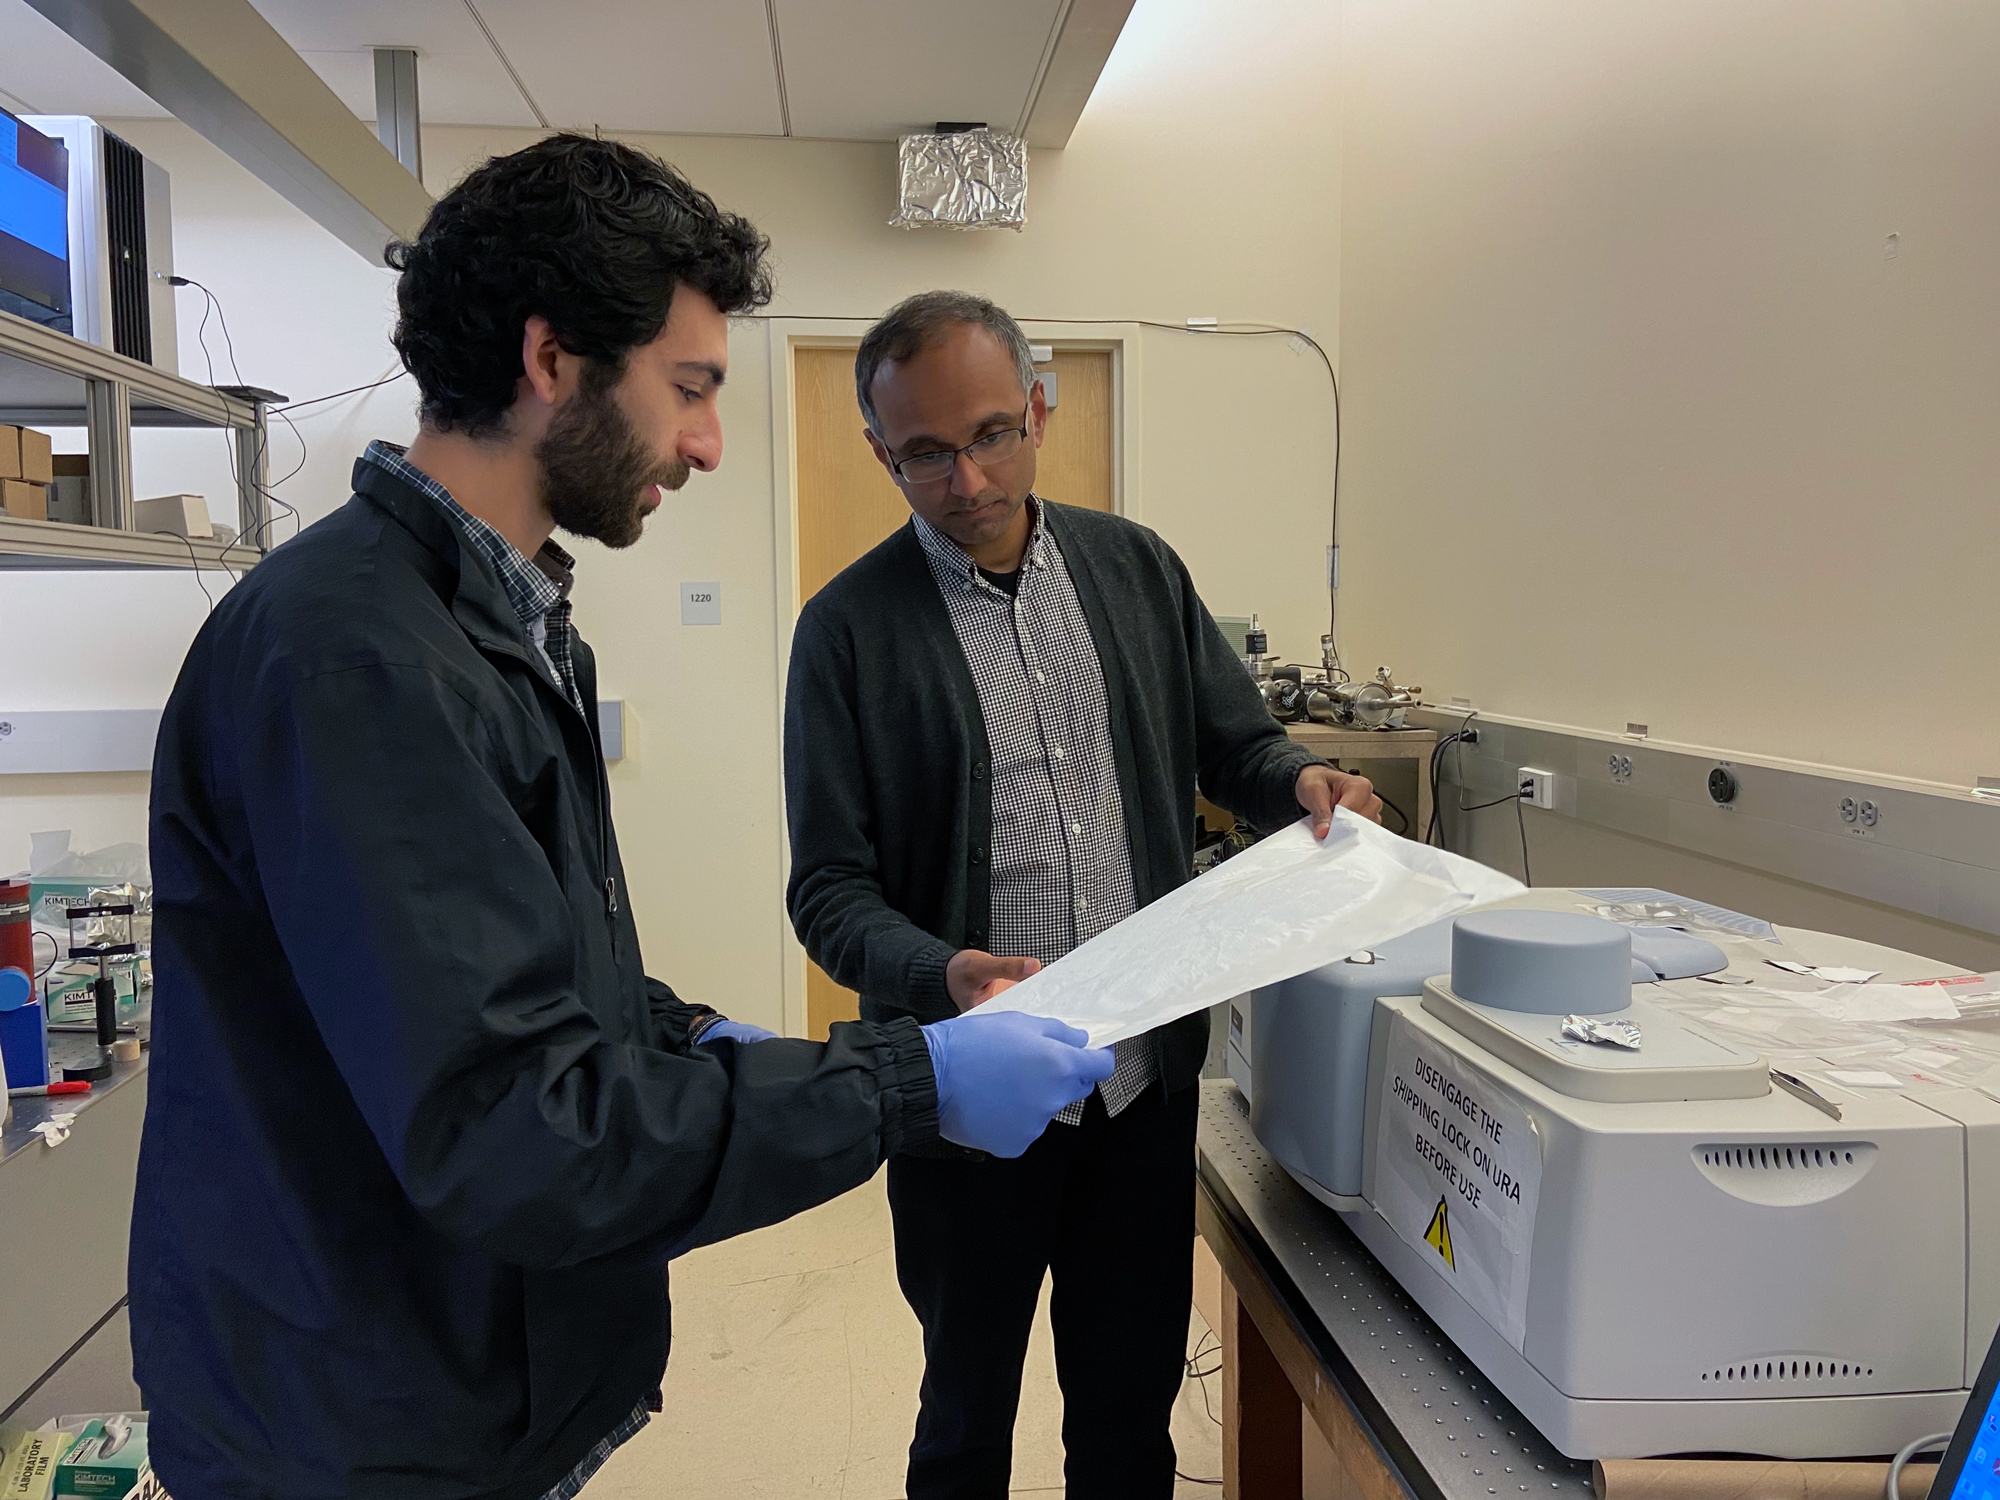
[792,343,1115,1039]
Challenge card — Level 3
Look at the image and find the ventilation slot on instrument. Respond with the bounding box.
[1701,1358,1874,1385]
[102,130,152,365]
[1692,1141,1876,1206]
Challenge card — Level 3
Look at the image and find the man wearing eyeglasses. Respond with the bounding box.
[783,289,1381,1498]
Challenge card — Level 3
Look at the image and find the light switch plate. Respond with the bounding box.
[680,581,721,625]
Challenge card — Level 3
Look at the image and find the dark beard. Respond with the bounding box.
[535,362,690,549]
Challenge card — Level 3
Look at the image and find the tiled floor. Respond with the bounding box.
[583,1168,1224,1499]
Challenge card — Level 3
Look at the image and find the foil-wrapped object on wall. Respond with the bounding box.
[890,128,1027,231]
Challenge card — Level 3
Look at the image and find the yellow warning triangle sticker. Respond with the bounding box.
[1423,1195,1455,1269]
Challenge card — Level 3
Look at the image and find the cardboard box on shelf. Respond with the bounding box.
[0,425,53,483]
[1,477,49,521]
[134,494,211,539]
[47,477,89,525]
[48,456,91,525]
[16,426,52,484]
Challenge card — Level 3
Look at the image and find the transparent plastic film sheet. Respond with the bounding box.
[1653,967,2000,1095]
[979,811,1525,1047]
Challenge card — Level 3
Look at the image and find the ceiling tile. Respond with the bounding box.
[774,0,1066,141]
[0,0,171,118]
[249,0,539,127]
[6,0,1108,145]
[246,0,470,54]
[470,0,784,136]
[290,48,540,129]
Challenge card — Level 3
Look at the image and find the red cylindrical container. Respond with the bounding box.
[0,878,30,975]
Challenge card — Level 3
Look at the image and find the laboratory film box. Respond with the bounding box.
[0,425,54,483]
[52,1419,147,1497]
[0,1424,74,1500]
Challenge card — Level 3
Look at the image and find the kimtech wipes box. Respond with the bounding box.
[52,1419,147,1498]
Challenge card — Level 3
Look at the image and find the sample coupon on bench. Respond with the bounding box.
[1373,1012,1542,1349]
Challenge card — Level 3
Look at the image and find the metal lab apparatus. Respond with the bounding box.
[1241,622,1419,731]
[1248,890,2000,1461]
[63,902,133,1081]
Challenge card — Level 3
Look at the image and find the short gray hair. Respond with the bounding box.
[854,290,1037,434]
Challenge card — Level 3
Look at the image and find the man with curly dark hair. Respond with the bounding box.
[134,133,1112,1500]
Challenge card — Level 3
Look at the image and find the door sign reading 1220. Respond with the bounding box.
[680,581,721,626]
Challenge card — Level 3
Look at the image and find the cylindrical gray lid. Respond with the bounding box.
[1450,910,1632,1014]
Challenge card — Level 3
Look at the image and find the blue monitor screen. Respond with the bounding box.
[1951,1382,2000,1500]
[0,107,70,319]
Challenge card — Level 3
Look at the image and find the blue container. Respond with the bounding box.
[0,965,51,1088]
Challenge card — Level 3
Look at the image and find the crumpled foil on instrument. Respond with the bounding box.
[1561,1014,1643,1050]
[88,884,152,953]
[890,129,1027,231]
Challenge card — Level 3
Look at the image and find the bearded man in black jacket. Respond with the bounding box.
[136,143,1113,1500]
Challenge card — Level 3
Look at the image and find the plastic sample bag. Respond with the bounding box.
[981,810,1525,1047]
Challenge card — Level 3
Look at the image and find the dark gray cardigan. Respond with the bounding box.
[783,501,1321,1095]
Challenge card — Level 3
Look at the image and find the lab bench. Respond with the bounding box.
[1196,1079,1593,1500]
[1,1033,148,1422]
[1285,725,1437,841]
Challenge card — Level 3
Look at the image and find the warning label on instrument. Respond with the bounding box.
[1424,1196,1455,1267]
[1373,1012,1542,1349]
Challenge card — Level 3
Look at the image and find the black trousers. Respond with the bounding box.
[886,1080,1198,1500]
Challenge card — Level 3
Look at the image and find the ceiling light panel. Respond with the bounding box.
[470,0,784,137]
[773,0,1066,141]
[246,0,540,127]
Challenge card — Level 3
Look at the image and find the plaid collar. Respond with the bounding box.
[911,495,1049,594]
[361,440,581,708]
[361,440,576,629]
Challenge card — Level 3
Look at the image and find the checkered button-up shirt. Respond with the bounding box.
[361,440,582,711]
[914,500,1159,1122]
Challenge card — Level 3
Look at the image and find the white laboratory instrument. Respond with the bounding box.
[1248,887,2000,1461]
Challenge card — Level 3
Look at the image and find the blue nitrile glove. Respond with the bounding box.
[920,1010,1116,1158]
[696,1018,778,1046]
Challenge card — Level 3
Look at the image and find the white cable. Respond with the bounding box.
[1887,1431,1953,1500]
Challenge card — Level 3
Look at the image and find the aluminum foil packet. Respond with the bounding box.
[891,129,1027,231]
[1561,1014,1643,1050]
[90,883,152,954]
[68,898,138,954]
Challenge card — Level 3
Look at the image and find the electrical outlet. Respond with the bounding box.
[1518,767,1557,809]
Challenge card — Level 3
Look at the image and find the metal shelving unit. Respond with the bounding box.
[0,307,273,570]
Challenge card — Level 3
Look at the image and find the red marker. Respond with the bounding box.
[8,1081,91,1097]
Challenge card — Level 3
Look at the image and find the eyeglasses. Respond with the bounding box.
[890,405,1031,484]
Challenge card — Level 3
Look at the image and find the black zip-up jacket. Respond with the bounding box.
[135,456,939,1500]
[784,502,1320,1099]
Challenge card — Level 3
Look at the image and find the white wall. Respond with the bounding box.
[1,0,1351,1026]
[1338,0,2000,793]
[10,0,1997,1012]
